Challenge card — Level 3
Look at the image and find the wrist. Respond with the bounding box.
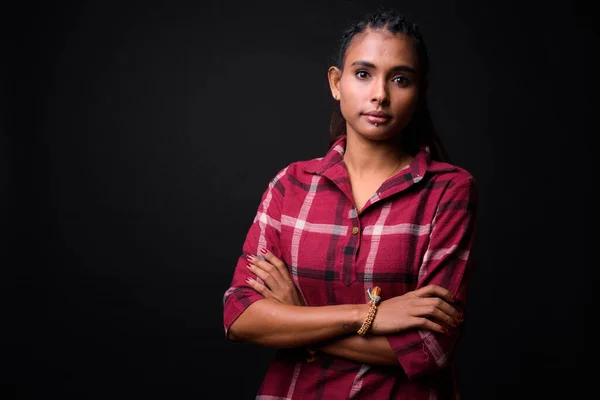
[352,303,370,330]
[356,287,382,336]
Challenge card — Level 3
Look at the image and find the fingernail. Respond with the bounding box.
[246,255,255,262]
[260,248,268,255]
[246,262,253,268]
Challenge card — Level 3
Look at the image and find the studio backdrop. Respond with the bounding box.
[3,0,598,398]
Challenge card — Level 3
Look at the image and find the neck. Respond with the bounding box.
[343,132,412,178]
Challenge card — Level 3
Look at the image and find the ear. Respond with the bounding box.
[327,66,342,100]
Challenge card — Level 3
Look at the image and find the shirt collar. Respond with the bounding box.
[301,135,456,177]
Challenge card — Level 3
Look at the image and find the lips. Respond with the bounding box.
[363,111,391,125]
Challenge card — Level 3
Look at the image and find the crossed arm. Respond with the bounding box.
[230,250,461,367]
[224,175,476,376]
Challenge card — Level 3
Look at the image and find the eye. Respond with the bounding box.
[393,76,410,86]
[355,70,370,79]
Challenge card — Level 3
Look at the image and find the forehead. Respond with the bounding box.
[344,29,418,69]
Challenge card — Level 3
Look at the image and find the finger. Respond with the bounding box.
[248,255,286,286]
[247,259,280,289]
[260,248,292,281]
[416,304,459,327]
[413,284,455,303]
[246,277,274,300]
[412,317,447,334]
[422,297,462,322]
[247,254,281,279]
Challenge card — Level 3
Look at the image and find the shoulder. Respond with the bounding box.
[269,157,324,184]
[426,161,477,204]
[428,160,476,186]
[265,157,324,194]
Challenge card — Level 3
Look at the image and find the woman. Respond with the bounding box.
[223,8,477,399]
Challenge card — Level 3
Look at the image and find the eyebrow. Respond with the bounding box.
[350,60,417,75]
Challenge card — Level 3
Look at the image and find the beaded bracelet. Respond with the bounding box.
[357,286,382,336]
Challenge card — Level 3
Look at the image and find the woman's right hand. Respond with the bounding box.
[368,285,463,335]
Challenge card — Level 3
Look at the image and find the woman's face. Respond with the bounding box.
[330,29,422,142]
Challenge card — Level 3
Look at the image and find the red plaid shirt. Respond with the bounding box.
[223,135,477,399]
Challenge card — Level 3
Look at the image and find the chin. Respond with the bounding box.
[358,130,398,143]
[358,123,401,142]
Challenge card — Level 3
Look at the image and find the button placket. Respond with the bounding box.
[342,210,360,285]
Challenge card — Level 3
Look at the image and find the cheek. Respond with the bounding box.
[338,95,356,119]
[393,92,419,117]
[339,80,364,116]
[340,75,363,98]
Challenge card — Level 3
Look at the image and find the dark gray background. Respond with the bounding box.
[3,0,598,398]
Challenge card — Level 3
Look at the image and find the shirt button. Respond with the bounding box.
[352,226,359,235]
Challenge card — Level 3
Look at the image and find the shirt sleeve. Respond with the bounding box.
[385,175,477,379]
[222,166,288,337]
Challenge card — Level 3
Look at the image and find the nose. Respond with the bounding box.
[371,78,389,105]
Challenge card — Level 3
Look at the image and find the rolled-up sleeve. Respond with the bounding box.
[222,166,288,336]
[386,175,477,379]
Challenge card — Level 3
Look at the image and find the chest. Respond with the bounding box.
[278,177,441,304]
[349,177,386,213]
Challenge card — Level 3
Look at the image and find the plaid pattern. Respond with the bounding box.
[223,135,477,399]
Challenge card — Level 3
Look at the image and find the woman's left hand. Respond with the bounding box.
[246,249,305,306]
